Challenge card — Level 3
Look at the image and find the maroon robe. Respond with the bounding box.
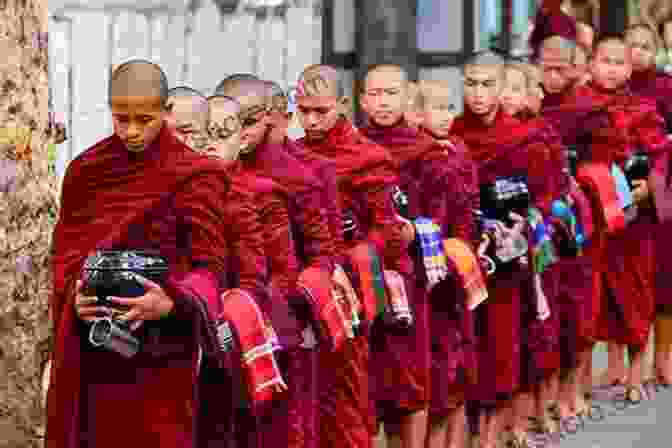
[452,109,563,404]
[562,83,670,347]
[238,139,334,448]
[297,118,400,448]
[47,126,266,448]
[360,122,478,416]
[629,69,672,313]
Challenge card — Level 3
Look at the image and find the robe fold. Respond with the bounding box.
[298,118,400,447]
[361,122,477,415]
[452,109,564,404]
[553,83,670,347]
[629,69,672,314]
[47,126,266,448]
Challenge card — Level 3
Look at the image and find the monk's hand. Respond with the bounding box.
[632,179,650,203]
[108,274,174,331]
[74,280,112,322]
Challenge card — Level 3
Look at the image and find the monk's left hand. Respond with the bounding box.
[108,274,174,331]
[632,179,650,203]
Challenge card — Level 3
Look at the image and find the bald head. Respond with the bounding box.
[297,64,344,98]
[109,59,168,105]
[360,64,411,127]
[164,86,209,150]
[363,64,409,88]
[222,79,270,118]
[214,73,259,96]
[463,52,505,119]
[263,80,288,113]
[464,51,506,74]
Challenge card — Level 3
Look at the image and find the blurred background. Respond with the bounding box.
[47,0,662,178]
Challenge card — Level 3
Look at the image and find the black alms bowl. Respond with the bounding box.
[81,250,169,307]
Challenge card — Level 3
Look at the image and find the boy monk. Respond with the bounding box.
[626,23,672,389]
[452,51,566,448]
[416,79,481,448]
[218,78,344,448]
[294,64,406,448]
[46,60,271,448]
[165,86,210,151]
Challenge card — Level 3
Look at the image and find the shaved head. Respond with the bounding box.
[223,79,270,117]
[464,51,506,75]
[109,59,168,105]
[361,64,410,127]
[214,73,259,96]
[297,64,344,98]
[164,86,209,150]
[206,95,242,161]
[463,52,505,121]
[263,80,288,113]
[363,64,409,87]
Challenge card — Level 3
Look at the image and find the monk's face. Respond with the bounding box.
[296,94,342,143]
[500,68,527,117]
[110,95,165,152]
[463,65,502,116]
[238,106,269,154]
[421,95,456,138]
[361,69,408,127]
[590,40,632,91]
[207,102,242,161]
[527,82,545,115]
[165,96,209,151]
[626,27,657,72]
[539,45,574,95]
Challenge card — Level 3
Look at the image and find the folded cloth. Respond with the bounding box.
[442,238,488,310]
[297,266,351,351]
[576,162,626,234]
[347,242,388,322]
[382,270,413,327]
[332,264,359,339]
[529,207,558,274]
[219,288,286,405]
[414,217,450,290]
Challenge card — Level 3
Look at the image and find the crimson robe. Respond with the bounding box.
[452,109,563,404]
[238,139,334,448]
[558,83,670,347]
[47,126,266,448]
[360,122,479,416]
[629,69,672,313]
[297,118,400,448]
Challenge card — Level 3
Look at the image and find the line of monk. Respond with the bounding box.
[46,9,672,448]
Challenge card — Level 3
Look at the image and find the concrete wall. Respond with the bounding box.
[48,0,322,176]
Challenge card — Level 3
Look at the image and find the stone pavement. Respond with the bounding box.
[375,335,667,447]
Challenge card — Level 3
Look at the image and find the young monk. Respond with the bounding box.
[294,64,407,448]
[164,86,210,151]
[564,33,671,404]
[451,51,566,448]
[46,60,275,448]
[218,78,344,448]
[415,79,482,448]
[359,65,480,448]
[261,80,292,144]
[537,37,602,429]
[626,23,672,387]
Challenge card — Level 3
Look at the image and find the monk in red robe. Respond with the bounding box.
[549,34,670,404]
[538,36,604,428]
[416,79,481,448]
[294,64,405,448]
[217,78,340,448]
[451,51,565,448]
[46,60,271,448]
[626,23,672,387]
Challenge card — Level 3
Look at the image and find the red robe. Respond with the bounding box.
[47,126,266,448]
[297,118,401,448]
[563,83,670,347]
[361,122,478,416]
[452,109,563,403]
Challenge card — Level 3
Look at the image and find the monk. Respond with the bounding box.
[556,33,671,404]
[451,51,566,448]
[626,23,672,387]
[538,36,603,428]
[165,86,210,151]
[294,64,404,448]
[217,78,340,448]
[46,60,270,448]
[414,79,481,448]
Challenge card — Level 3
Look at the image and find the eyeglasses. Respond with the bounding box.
[207,117,241,140]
